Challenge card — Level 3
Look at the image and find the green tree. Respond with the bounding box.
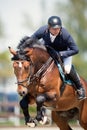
[0,17,13,78]
[54,0,87,78]
[66,0,87,52]
[55,0,87,51]
[0,51,13,78]
[0,17,4,37]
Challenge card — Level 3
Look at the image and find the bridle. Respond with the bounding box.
[16,57,53,88]
[15,60,33,88]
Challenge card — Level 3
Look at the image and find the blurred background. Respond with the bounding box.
[0,0,87,127]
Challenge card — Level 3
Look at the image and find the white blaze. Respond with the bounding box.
[19,62,22,68]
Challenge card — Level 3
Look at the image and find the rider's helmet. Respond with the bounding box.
[48,16,62,28]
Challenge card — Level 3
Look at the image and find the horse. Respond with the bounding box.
[8,46,48,127]
[9,38,87,130]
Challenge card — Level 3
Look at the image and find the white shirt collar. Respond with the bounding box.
[50,33,56,42]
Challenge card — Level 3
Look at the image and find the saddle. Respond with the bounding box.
[45,45,73,85]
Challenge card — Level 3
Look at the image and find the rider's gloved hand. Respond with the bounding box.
[59,51,66,60]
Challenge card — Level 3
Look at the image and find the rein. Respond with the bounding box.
[32,57,52,80]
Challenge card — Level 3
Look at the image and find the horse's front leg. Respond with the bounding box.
[36,94,48,125]
[20,94,36,127]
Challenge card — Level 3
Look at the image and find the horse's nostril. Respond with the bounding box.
[23,91,25,95]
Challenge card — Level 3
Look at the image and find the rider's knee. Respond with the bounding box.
[63,56,72,74]
[64,64,72,74]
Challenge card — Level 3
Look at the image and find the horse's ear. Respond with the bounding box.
[24,48,33,56]
[8,46,17,55]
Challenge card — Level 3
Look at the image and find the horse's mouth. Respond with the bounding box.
[18,91,28,97]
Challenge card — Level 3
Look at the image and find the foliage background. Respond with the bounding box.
[0,0,87,80]
[0,0,87,127]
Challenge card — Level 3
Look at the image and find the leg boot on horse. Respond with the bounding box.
[68,65,86,100]
[20,94,36,127]
[36,94,48,125]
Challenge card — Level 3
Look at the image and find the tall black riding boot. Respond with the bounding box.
[69,65,86,100]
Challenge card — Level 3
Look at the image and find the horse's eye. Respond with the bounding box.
[16,61,19,64]
[24,62,30,68]
[13,62,18,67]
[24,66,29,70]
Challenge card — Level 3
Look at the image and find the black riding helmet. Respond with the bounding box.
[48,16,62,28]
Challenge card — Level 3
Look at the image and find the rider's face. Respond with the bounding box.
[49,27,61,36]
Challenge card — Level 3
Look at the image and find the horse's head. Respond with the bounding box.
[9,38,54,96]
[17,38,50,74]
[9,47,31,97]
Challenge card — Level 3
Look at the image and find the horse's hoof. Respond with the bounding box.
[26,122,36,127]
[39,116,48,125]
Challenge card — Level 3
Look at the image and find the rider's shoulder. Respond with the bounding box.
[61,27,70,38]
[61,27,69,34]
[38,25,48,32]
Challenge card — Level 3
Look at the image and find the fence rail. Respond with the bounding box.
[0,101,22,126]
[0,101,52,126]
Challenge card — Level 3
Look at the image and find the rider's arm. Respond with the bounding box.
[31,25,48,39]
[59,28,79,59]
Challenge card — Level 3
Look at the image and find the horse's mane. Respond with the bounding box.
[17,37,46,51]
[11,38,46,61]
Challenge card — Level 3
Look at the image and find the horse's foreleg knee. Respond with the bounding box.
[36,94,46,105]
[36,94,46,113]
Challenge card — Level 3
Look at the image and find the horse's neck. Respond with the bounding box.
[33,48,50,71]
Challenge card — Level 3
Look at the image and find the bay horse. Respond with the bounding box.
[9,38,87,130]
[8,46,48,127]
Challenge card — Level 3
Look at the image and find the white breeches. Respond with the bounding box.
[63,56,72,74]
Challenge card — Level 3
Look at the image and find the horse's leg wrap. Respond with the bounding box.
[36,94,46,121]
[20,94,33,124]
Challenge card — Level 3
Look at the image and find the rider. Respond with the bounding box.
[21,16,85,100]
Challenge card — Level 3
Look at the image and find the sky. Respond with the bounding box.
[0,0,68,52]
[0,0,68,92]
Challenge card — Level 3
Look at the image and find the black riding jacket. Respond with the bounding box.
[31,25,79,58]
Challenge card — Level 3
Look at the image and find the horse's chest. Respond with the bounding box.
[30,86,45,97]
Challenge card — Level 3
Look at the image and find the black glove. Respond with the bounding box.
[59,52,65,60]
